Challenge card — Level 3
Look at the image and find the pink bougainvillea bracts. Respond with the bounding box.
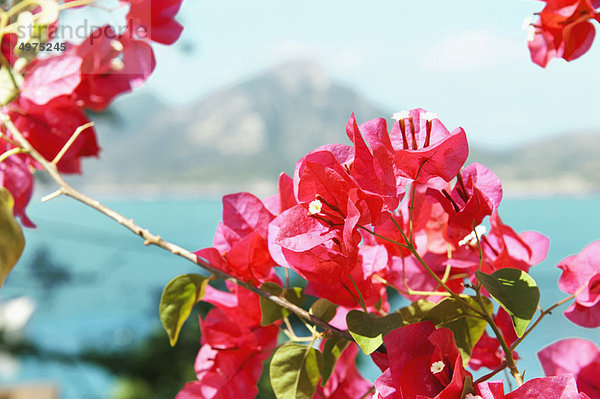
[557,241,600,327]
[538,338,600,398]
[527,0,600,67]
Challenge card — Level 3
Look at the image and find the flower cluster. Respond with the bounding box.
[0,0,184,226]
[172,109,600,398]
[527,0,600,67]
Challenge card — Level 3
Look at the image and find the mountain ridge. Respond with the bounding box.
[61,60,600,198]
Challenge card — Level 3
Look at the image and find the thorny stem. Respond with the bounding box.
[0,113,355,343]
[473,360,508,385]
[510,293,577,352]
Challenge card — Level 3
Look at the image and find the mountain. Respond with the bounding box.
[63,60,600,197]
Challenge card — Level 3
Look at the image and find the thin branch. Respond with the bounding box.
[0,113,354,343]
[52,122,95,165]
[474,361,508,385]
[510,293,577,351]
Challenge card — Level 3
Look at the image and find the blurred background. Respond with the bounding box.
[1,0,600,398]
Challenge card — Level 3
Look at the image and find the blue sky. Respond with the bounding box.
[142,0,600,149]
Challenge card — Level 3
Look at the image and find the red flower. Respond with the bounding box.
[479,211,549,273]
[428,163,502,236]
[528,0,599,67]
[20,55,82,106]
[373,321,472,399]
[315,343,374,398]
[390,109,469,184]
[475,375,590,398]
[346,114,403,208]
[71,26,156,111]
[305,242,388,307]
[0,151,34,227]
[176,283,279,399]
[196,192,277,285]
[124,0,184,45]
[6,97,99,174]
[557,241,600,327]
[538,338,600,398]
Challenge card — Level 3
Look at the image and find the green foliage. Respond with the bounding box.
[346,310,403,355]
[422,297,492,364]
[259,282,305,326]
[320,336,349,386]
[397,300,436,325]
[309,298,337,323]
[270,343,323,399]
[0,188,25,288]
[159,274,209,346]
[475,268,540,337]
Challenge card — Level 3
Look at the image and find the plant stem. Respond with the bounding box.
[509,293,576,351]
[474,289,522,386]
[0,113,354,343]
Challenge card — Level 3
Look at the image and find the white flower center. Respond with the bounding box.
[458,225,487,247]
[430,360,445,374]
[423,111,438,122]
[526,25,537,42]
[392,111,410,121]
[465,395,483,399]
[308,199,323,215]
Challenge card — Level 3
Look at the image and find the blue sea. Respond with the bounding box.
[1,196,600,398]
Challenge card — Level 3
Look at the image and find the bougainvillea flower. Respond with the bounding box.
[527,0,600,67]
[262,173,296,216]
[383,252,470,302]
[195,192,277,285]
[20,55,83,106]
[176,282,279,399]
[0,152,35,227]
[6,97,99,174]
[294,147,389,228]
[268,203,359,286]
[176,307,278,399]
[475,375,591,398]
[389,108,469,183]
[538,338,600,398]
[428,163,502,236]
[346,114,403,207]
[479,211,550,273]
[468,329,519,371]
[557,241,600,327]
[316,343,374,398]
[373,321,472,399]
[70,26,155,111]
[124,0,184,45]
[306,243,387,307]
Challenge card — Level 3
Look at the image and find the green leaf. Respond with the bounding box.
[270,343,323,399]
[309,298,337,323]
[260,282,285,326]
[475,268,540,337]
[397,300,436,325]
[422,296,492,364]
[284,287,305,308]
[159,273,209,346]
[460,376,474,399]
[259,283,304,326]
[346,310,403,355]
[0,188,25,288]
[320,336,349,386]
